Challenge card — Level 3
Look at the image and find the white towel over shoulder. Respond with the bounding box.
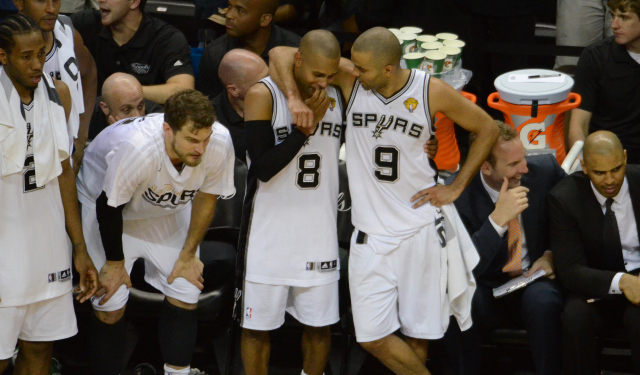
[0,67,69,186]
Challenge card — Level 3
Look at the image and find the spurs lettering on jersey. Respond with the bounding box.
[143,184,197,207]
[345,69,439,238]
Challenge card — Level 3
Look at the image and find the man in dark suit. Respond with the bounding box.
[445,121,565,375]
[548,130,640,374]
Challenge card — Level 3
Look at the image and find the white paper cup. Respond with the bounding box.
[438,46,461,71]
[420,41,443,52]
[397,33,418,54]
[423,50,446,74]
[403,52,425,69]
[443,39,465,48]
[436,32,458,42]
[400,26,423,35]
[388,28,401,35]
[416,35,438,44]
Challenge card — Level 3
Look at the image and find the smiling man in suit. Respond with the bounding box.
[549,130,640,374]
[445,120,565,375]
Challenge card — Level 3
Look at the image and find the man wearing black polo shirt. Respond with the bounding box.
[214,49,268,163]
[70,0,194,106]
[567,0,640,163]
[196,0,300,99]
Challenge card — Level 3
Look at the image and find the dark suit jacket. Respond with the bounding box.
[548,165,640,298]
[447,154,566,285]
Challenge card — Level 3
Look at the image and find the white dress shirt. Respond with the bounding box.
[481,174,531,271]
[590,178,640,294]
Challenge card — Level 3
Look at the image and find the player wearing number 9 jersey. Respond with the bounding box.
[269,27,498,375]
[235,30,343,375]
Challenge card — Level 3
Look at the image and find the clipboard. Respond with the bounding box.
[492,269,546,298]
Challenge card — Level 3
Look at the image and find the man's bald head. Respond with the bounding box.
[218,49,268,98]
[352,27,402,68]
[100,73,145,124]
[298,29,341,61]
[583,131,625,165]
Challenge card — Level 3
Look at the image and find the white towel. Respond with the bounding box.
[53,18,84,146]
[439,204,480,332]
[0,67,69,186]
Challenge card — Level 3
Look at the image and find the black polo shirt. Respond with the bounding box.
[71,10,194,93]
[196,25,300,99]
[574,36,640,163]
[213,90,246,163]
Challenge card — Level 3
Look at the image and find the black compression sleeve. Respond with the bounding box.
[245,120,309,182]
[96,191,126,262]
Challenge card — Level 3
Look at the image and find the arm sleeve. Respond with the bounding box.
[96,191,126,262]
[158,28,194,80]
[102,140,151,208]
[245,120,308,182]
[610,272,624,294]
[200,127,237,197]
[573,48,601,113]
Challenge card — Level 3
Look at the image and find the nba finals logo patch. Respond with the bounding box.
[246,307,252,319]
[328,97,336,111]
[404,98,418,113]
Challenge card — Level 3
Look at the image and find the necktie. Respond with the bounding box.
[503,217,523,273]
[603,198,625,271]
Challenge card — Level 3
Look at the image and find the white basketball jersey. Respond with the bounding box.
[0,99,71,307]
[77,113,236,220]
[43,38,61,81]
[346,69,438,240]
[243,77,343,287]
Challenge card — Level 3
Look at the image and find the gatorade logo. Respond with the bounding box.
[520,122,546,149]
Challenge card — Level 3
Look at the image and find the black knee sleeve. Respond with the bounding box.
[88,313,126,375]
[158,299,198,367]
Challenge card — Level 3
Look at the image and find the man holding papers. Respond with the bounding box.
[549,131,640,374]
[444,121,566,375]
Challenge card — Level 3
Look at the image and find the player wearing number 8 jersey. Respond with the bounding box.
[236,30,343,375]
[269,27,498,375]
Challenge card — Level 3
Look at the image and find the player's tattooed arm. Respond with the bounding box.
[167,191,215,290]
[58,158,99,303]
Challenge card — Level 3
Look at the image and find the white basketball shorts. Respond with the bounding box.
[82,205,201,312]
[349,222,444,342]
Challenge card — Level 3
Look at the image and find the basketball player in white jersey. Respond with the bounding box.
[0,14,98,375]
[237,30,342,375]
[77,90,235,375]
[269,27,499,375]
[14,0,98,173]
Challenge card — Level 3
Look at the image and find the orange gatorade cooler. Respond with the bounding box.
[488,69,581,164]
[434,91,476,172]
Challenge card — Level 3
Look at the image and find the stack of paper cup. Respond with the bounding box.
[420,41,443,53]
[436,33,458,42]
[416,35,438,44]
[397,33,418,54]
[424,50,447,74]
[400,26,423,35]
[403,52,425,69]
[439,46,461,71]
